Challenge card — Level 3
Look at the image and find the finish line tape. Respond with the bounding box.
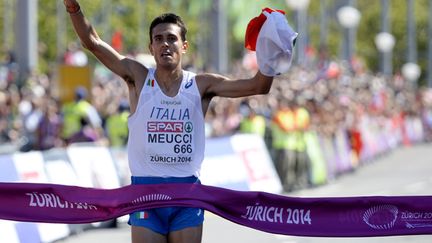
[0,182,431,237]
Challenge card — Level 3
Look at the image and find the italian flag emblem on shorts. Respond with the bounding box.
[136,211,149,219]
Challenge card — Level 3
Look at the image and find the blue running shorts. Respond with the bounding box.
[128,176,204,235]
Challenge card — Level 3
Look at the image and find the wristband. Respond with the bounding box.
[66,4,81,14]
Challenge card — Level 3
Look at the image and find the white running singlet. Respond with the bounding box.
[127,68,205,177]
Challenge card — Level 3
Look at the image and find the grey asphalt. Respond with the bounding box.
[57,143,432,243]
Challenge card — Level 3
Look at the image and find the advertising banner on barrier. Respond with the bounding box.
[12,150,73,242]
[67,144,120,189]
[36,223,71,243]
[109,147,131,186]
[13,151,48,183]
[201,134,282,193]
[0,220,20,243]
[230,134,282,193]
[42,148,79,186]
[0,154,18,182]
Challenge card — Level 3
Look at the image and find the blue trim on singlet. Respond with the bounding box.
[131,176,199,185]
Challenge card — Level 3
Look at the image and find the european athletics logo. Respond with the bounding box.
[363,205,398,230]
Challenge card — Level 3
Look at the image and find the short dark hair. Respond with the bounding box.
[149,13,187,43]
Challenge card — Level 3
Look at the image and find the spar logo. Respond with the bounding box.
[147,121,193,133]
[184,122,193,133]
[363,205,398,230]
[148,121,183,133]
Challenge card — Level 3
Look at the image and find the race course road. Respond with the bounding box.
[57,143,432,243]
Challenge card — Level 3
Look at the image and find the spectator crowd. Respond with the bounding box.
[1,47,432,192]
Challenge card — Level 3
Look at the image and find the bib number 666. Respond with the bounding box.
[174,144,192,153]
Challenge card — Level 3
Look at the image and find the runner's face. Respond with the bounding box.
[149,23,187,68]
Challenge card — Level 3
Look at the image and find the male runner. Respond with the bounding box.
[63,1,276,242]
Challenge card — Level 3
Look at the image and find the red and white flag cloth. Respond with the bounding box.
[245,8,298,76]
